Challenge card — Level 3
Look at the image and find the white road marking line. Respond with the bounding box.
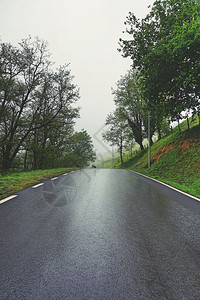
[32,183,44,188]
[0,195,17,205]
[130,170,200,202]
[51,177,58,181]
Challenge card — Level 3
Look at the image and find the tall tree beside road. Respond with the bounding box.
[119,0,200,122]
[25,66,80,170]
[102,109,133,164]
[112,70,155,150]
[0,37,80,173]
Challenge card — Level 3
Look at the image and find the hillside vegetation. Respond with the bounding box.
[103,0,200,166]
[119,116,200,199]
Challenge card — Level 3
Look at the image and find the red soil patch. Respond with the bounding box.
[152,144,174,163]
[152,137,199,163]
[178,138,199,151]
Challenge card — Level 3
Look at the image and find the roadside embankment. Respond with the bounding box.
[121,123,200,199]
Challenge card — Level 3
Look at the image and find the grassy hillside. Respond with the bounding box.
[120,116,200,198]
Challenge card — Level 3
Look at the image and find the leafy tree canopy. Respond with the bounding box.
[119,0,200,119]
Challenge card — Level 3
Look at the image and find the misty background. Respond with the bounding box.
[0,0,154,158]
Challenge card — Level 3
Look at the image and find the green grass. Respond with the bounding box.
[124,124,200,198]
[0,167,78,200]
[1,116,199,200]
[113,115,200,199]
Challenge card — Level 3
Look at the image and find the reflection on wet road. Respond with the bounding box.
[0,169,200,299]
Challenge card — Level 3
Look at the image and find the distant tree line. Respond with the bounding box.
[103,0,200,162]
[0,37,96,174]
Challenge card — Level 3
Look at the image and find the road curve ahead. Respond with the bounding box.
[0,169,200,300]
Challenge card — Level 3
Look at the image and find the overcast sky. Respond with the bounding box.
[0,0,154,156]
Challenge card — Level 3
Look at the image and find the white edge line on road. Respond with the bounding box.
[0,195,17,205]
[0,171,78,204]
[129,170,200,202]
[32,183,44,188]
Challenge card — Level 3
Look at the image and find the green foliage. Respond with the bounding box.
[111,70,146,150]
[67,130,96,167]
[102,109,133,163]
[106,0,200,197]
[119,0,200,121]
[0,37,97,174]
[106,68,170,153]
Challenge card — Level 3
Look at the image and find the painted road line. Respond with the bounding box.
[51,177,58,181]
[0,195,17,205]
[32,183,44,188]
[130,170,200,202]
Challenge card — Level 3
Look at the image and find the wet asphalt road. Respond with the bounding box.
[0,169,200,300]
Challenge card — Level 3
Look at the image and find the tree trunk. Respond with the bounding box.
[24,150,28,171]
[32,129,39,170]
[139,141,144,151]
[120,149,123,164]
[157,127,162,140]
[178,119,181,132]
[2,155,12,175]
[187,117,190,130]
[1,145,13,174]
[127,118,144,152]
[130,143,133,157]
[120,138,123,164]
[32,149,38,170]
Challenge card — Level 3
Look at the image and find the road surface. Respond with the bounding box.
[0,169,200,299]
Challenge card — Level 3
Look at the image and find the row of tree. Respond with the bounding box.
[103,0,200,162]
[0,37,96,174]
